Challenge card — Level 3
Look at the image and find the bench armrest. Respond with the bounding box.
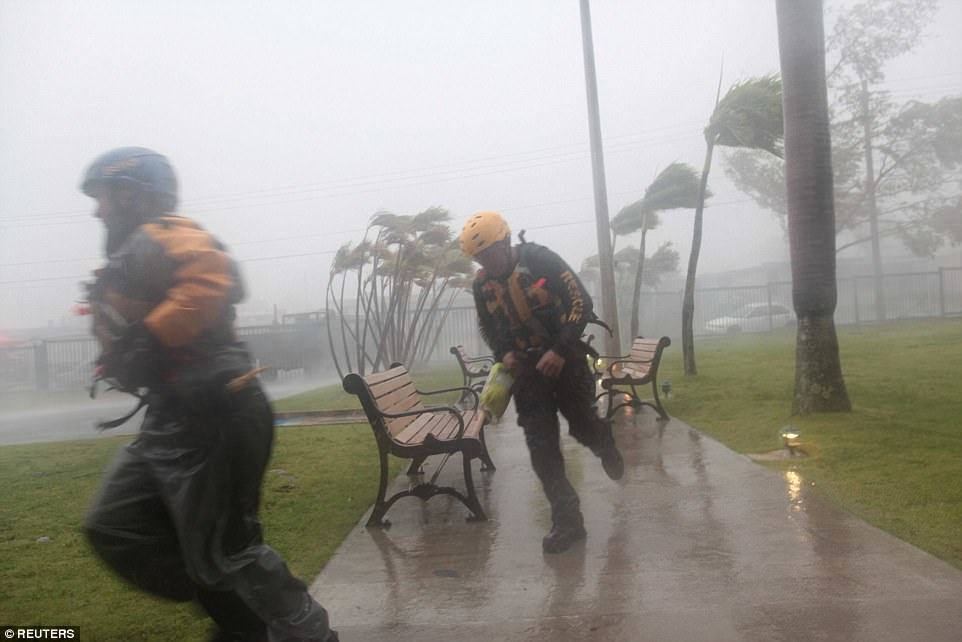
[607,357,654,375]
[589,354,627,377]
[418,386,480,410]
[595,353,629,361]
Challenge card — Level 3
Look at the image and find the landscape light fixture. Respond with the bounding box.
[661,380,672,398]
[781,426,802,456]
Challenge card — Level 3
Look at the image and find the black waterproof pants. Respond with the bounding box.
[85,384,335,642]
[513,353,609,530]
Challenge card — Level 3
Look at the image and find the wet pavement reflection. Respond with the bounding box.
[310,408,962,641]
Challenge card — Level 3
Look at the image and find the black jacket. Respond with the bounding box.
[472,242,592,362]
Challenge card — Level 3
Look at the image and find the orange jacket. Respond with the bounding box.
[96,215,244,351]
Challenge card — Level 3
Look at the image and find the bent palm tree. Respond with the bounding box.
[683,74,784,375]
[613,162,704,339]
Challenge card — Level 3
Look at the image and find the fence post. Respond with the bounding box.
[853,278,860,325]
[938,267,946,318]
[766,282,774,332]
[33,341,49,391]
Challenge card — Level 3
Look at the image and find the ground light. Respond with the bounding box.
[661,380,672,399]
[780,425,802,456]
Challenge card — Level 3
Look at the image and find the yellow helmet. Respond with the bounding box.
[459,211,511,257]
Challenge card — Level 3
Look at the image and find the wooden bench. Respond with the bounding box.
[342,363,495,527]
[595,336,672,421]
[449,345,494,405]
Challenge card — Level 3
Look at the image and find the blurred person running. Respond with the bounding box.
[80,147,338,642]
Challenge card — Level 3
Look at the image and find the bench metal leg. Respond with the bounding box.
[406,456,426,476]
[479,430,496,472]
[650,380,669,420]
[367,450,488,526]
[600,389,634,419]
[462,453,488,522]
[367,447,392,528]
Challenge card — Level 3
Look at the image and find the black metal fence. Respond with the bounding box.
[0,322,327,393]
[626,267,962,344]
[3,268,959,392]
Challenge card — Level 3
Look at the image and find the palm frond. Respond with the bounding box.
[331,243,353,274]
[643,162,707,210]
[411,206,451,230]
[614,245,641,266]
[706,74,784,158]
[417,227,452,247]
[611,200,650,236]
[612,162,703,236]
[369,210,403,229]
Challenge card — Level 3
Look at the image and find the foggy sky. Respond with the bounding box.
[1,0,960,330]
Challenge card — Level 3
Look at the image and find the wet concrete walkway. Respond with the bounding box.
[309,408,962,641]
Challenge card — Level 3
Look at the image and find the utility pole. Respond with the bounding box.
[579,0,621,354]
[860,79,886,321]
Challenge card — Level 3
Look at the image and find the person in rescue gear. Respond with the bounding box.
[460,210,624,554]
[80,147,338,642]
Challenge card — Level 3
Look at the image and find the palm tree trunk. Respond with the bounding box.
[332,272,354,374]
[682,142,714,376]
[629,215,649,339]
[354,261,367,374]
[421,288,460,365]
[776,0,851,414]
[324,276,344,379]
[410,281,449,367]
[403,278,435,365]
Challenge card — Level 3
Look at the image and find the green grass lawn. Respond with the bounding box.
[658,317,962,569]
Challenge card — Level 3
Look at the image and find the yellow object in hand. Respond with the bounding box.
[480,362,514,421]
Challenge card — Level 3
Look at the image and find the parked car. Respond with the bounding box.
[704,303,795,335]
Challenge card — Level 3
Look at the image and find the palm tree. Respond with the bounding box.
[776,0,851,413]
[579,242,680,328]
[612,162,704,339]
[326,206,472,376]
[683,74,784,376]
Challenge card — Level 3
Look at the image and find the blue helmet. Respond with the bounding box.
[81,147,178,213]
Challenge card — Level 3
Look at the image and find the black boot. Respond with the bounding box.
[600,444,624,481]
[542,522,587,554]
[594,421,624,481]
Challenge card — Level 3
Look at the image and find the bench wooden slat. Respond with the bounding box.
[392,412,436,442]
[384,412,420,436]
[378,384,422,415]
[619,365,652,377]
[368,373,416,399]
[462,410,485,441]
[396,412,447,445]
[434,415,463,442]
[363,366,408,386]
[381,397,422,425]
